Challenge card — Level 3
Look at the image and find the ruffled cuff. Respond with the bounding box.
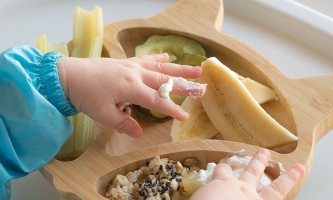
[39,52,78,116]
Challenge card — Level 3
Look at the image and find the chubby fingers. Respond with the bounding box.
[128,53,170,63]
[239,148,271,189]
[260,164,305,199]
[211,163,234,181]
[129,82,190,121]
[130,53,203,79]
[93,104,143,138]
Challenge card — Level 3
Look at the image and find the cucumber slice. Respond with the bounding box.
[134,35,206,62]
[172,53,207,66]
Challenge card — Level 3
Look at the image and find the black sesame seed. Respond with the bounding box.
[146,161,150,166]
[159,165,163,170]
[177,186,180,191]
[155,172,159,175]
[171,171,175,177]
[139,190,145,196]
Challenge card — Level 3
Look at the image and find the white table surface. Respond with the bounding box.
[1,0,333,199]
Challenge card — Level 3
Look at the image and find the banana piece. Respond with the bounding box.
[238,75,278,104]
[171,97,218,140]
[171,68,279,142]
[198,57,297,149]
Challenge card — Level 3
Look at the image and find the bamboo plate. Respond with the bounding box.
[41,0,333,199]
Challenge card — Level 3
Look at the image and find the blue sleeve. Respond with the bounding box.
[0,45,78,199]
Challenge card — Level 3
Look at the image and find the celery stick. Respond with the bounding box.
[71,6,103,58]
[42,6,103,161]
[74,112,94,153]
[36,34,69,56]
[54,116,76,160]
[68,6,103,159]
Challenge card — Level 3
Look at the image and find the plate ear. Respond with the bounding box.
[151,0,224,31]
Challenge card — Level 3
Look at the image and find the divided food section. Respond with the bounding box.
[41,0,333,199]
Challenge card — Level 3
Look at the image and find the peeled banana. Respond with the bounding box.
[198,57,297,149]
[171,64,279,142]
[171,97,219,141]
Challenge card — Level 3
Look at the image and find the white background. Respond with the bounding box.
[1,0,333,199]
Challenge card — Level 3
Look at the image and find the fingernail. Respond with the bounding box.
[192,66,202,71]
[259,148,270,157]
[292,164,305,175]
[183,111,190,118]
[128,126,142,138]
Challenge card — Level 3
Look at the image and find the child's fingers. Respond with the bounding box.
[211,163,234,181]
[141,61,202,79]
[92,104,143,138]
[131,54,202,79]
[141,70,206,98]
[128,53,170,63]
[259,164,305,200]
[239,149,271,189]
[128,83,190,121]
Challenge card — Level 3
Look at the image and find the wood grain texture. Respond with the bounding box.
[40,0,333,199]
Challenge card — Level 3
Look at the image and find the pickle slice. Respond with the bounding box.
[134,35,206,62]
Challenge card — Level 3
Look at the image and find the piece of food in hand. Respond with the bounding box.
[198,57,297,149]
[36,34,69,56]
[134,35,206,62]
[171,61,279,141]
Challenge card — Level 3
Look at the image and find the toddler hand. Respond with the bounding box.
[57,53,205,137]
[191,149,305,200]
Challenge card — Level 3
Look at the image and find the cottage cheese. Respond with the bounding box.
[158,77,207,100]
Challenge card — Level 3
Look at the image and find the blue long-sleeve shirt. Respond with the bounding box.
[0,45,78,199]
